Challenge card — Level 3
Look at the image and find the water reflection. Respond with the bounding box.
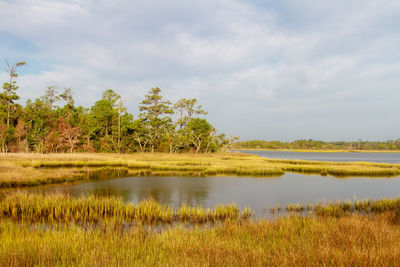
[85,168,130,181]
[28,177,212,208]
[25,173,400,217]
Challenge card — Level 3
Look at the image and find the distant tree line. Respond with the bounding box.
[236,139,400,151]
[0,60,237,154]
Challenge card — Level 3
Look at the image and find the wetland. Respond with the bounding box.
[23,173,400,218]
[2,152,400,265]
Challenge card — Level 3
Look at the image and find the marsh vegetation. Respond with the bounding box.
[0,193,251,224]
[2,153,400,265]
[1,193,400,265]
[1,152,400,189]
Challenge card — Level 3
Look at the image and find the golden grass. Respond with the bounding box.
[0,161,85,188]
[1,213,400,265]
[1,152,400,188]
[1,192,400,265]
[0,193,251,224]
[2,153,399,265]
[280,198,400,218]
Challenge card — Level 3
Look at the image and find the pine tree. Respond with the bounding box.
[1,60,25,127]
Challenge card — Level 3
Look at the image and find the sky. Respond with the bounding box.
[0,0,399,141]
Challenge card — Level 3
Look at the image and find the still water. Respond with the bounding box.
[28,173,400,217]
[239,150,400,163]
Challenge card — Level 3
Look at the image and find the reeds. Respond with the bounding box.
[177,204,251,223]
[0,193,251,224]
[1,212,400,265]
[279,198,400,217]
[1,190,400,265]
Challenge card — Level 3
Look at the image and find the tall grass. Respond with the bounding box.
[0,193,250,224]
[1,213,400,265]
[1,191,400,265]
[279,198,400,217]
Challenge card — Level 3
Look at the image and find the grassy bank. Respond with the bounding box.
[1,153,400,188]
[273,198,400,218]
[1,195,400,265]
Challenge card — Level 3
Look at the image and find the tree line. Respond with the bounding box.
[0,60,236,153]
[236,139,400,151]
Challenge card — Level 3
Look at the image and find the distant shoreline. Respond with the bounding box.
[233,149,400,153]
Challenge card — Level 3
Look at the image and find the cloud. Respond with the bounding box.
[0,0,399,141]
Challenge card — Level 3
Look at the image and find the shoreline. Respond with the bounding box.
[234,148,400,153]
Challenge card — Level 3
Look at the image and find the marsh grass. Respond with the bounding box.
[1,212,400,265]
[0,163,85,188]
[0,193,250,224]
[2,153,400,265]
[279,198,400,218]
[0,163,130,188]
[1,152,400,188]
[1,192,400,265]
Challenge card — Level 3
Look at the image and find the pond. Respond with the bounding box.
[26,173,400,217]
[238,150,400,163]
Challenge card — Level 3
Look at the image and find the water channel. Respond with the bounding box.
[238,150,400,163]
[16,151,400,217]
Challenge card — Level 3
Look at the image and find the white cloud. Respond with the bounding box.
[0,0,399,140]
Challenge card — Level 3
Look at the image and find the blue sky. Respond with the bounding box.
[0,0,399,141]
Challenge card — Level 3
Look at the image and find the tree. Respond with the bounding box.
[15,118,28,152]
[173,98,207,129]
[139,87,173,121]
[88,89,125,152]
[41,85,60,109]
[57,116,81,153]
[0,72,228,154]
[165,127,188,153]
[185,118,214,153]
[102,89,124,151]
[132,119,149,153]
[102,89,119,105]
[1,60,26,127]
[118,112,135,152]
[23,98,54,153]
[0,122,8,154]
[59,87,74,106]
[216,134,240,151]
[79,108,96,152]
[139,87,173,152]
[44,130,61,153]
[89,99,114,150]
